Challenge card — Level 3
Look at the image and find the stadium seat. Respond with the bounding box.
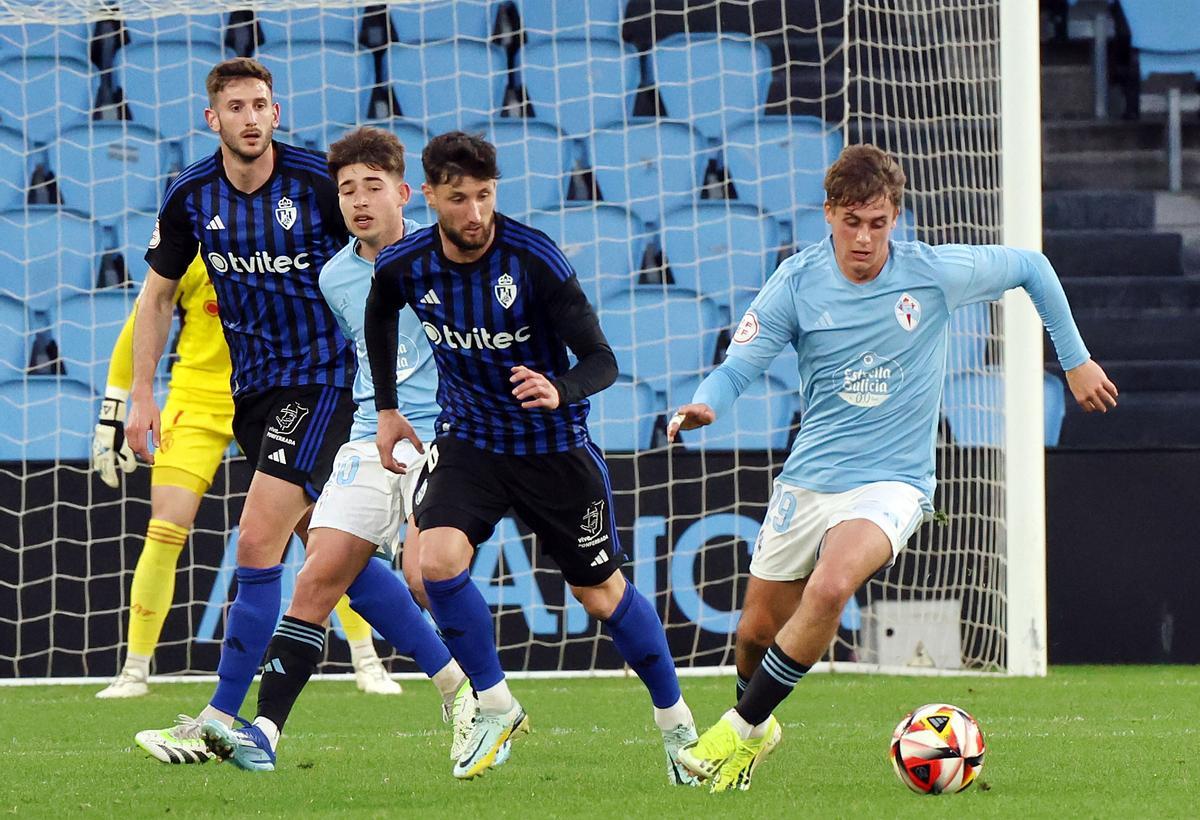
[387,41,507,134]
[602,287,723,395]
[105,209,158,286]
[51,121,162,220]
[670,372,795,451]
[519,38,639,136]
[942,369,1068,447]
[651,33,773,141]
[468,118,571,215]
[661,200,783,311]
[0,294,27,380]
[169,129,222,171]
[0,56,93,144]
[0,206,98,310]
[790,206,830,249]
[0,375,95,461]
[404,201,435,228]
[722,117,842,222]
[256,42,371,136]
[391,0,492,43]
[947,302,992,375]
[0,22,90,63]
[588,374,664,451]
[528,204,650,308]
[121,14,224,47]
[1121,1,1200,78]
[514,0,624,43]
[54,290,139,391]
[0,125,25,207]
[585,119,710,225]
[119,41,224,140]
[255,8,360,47]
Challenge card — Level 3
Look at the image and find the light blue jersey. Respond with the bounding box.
[318,221,440,442]
[695,239,1090,498]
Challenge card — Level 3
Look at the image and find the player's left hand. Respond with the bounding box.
[1065,359,1118,413]
[377,409,424,474]
[510,365,560,410]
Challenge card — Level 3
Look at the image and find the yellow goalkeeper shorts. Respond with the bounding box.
[150,392,235,493]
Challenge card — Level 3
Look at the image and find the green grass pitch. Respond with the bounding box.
[2,666,1196,817]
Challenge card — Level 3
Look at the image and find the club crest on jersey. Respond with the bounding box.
[895,292,921,332]
[272,402,309,435]
[275,196,297,231]
[494,272,517,309]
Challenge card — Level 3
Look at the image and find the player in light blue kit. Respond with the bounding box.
[201,127,477,771]
[673,145,1118,792]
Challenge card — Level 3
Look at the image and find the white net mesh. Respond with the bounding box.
[0,0,1026,680]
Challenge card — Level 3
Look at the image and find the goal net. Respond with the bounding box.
[0,0,1043,682]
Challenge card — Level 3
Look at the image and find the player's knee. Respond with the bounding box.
[419,543,467,582]
[804,575,855,621]
[234,519,287,567]
[736,611,779,653]
[403,564,429,608]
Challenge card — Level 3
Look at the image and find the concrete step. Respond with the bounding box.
[1060,275,1200,309]
[1042,120,1200,154]
[1042,150,1200,191]
[1061,310,1200,361]
[1043,229,1183,277]
[1058,390,1200,448]
[1042,64,1095,120]
[1043,190,1156,230]
[1094,360,1200,392]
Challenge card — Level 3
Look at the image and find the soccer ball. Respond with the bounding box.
[890,703,985,794]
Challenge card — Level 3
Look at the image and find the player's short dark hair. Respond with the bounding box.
[327,126,407,182]
[205,58,273,104]
[824,144,906,210]
[422,131,500,186]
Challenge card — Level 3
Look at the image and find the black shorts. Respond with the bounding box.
[232,384,355,501]
[413,436,624,587]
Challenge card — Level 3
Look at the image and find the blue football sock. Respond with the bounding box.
[604,581,681,709]
[346,557,451,677]
[423,569,504,691]
[211,564,283,717]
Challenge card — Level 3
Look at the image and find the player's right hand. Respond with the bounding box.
[666,403,716,443]
[377,409,424,475]
[91,392,137,487]
[124,388,161,465]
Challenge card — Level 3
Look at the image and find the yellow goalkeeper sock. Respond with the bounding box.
[334,596,375,653]
[127,519,188,658]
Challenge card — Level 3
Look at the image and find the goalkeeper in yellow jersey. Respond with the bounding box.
[93,254,401,698]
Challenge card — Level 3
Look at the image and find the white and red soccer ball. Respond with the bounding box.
[890,703,986,794]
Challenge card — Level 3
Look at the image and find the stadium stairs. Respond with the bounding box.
[1042,38,1200,449]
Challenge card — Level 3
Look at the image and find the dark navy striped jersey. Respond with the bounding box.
[369,213,599,455]
[145,141,354,398]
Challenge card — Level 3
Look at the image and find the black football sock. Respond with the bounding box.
[734,643,810,727]
[256,616,325,732]
[736,672,750,701]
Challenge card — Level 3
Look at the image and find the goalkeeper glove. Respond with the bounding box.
[92,387,137,488]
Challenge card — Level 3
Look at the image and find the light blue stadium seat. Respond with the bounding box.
[514,0,624,42]
[51,121,162,220]
[1121,1,1200,78]
[790,207,830,249]
[0,56,93,144]
[670,372,795,451]
[371,118,429,159]
[122,14,224,47]
[0,206,98,310]
[602,287,723,395]
[54,290,139,391]
[0,125,25,207]
[256,42,371,135]
[169,129,222,172]
[0,375,95,461]
[256,8,360,46]
[942,369,1068,447]
[586,119,709,226]
[662,201,782,311]
[589,374,663,451]
[0,294,27,380]
[119,41,223,140]
[528,204,649,308]
[106,209,158,286]
[723,117,842,222]
[467,118,571,215]
[947,302,992,375]
[519,38,638,136]
[0,23,90,63]
[392,0,492,42]
[404,201,435,228]
[1043,371,1066,447]
[387,41,507,135]
[651,33,773,141]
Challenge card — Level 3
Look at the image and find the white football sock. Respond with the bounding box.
[124,653,151,677]
[431,659,467,703]
[348,638,376,661]
[252,717,280,751]
[476,679,513,715]
[653,696,694,731]
[198,704,235,727]
[724,707,755,741]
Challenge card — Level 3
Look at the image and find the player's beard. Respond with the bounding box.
[219,122,274,164]
[440,215,494,254]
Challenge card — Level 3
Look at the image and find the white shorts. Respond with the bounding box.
[749,480,929,582]
[310,439,427,549]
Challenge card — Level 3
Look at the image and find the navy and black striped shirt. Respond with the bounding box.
[366,213,613,455]
[145,141,354,398]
